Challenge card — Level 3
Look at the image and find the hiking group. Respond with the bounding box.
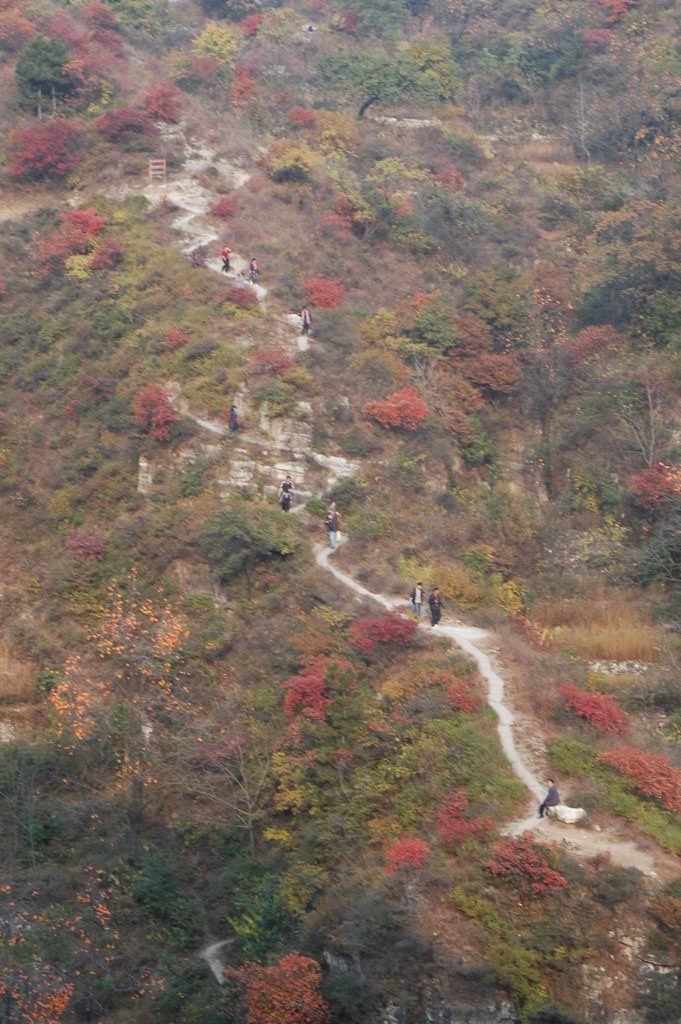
[410,583,443,627]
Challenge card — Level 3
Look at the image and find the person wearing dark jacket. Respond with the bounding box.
[538,779,560,818]
[428,588,443,627]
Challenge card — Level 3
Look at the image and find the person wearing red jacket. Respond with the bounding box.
[221,245,231,273]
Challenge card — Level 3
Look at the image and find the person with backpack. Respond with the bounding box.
[228,405,238,431]
[428,587,443,627]
[278,475,294,511]
[249,258,259,284]
[325,501,341,548]
[300,307,312,335]
[221,244,231,273]
[410,582,425,618]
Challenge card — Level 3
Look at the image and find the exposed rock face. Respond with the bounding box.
[166,559,230,608]
[381,1001,517,1024]
[548,803,587,824]
[137,456,155,495]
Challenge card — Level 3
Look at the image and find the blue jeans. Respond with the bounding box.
[412,602,421,616]
[328,530,337,548]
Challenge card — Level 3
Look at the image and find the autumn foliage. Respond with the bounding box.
[282,657,353,722]
[364,387,430,430]
[95,107,159,140]
[559,682,630,735]
[247,346,293,376]
[9,118,85,177]
[487,833,567,896]
[210,195,237,217]
[444,676,480,714]
[142,80,182,122]
[383,835,431,874]
[599,746,681,812]
[302,275,345,309]
[133,384,179,441]
[348,612,416,656]
[226,952,330,1024]
[436,789,492,845]
[631,463,681,510]
[218,284,258,309]
[35,208,108,276]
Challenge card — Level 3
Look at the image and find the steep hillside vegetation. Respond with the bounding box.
[1,0,681,1022]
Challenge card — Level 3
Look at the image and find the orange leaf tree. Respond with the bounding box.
[226,952,330,1024]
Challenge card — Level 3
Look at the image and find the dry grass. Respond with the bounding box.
[0,642,35,703]
[515,139,574,163]
[531,590,663,662]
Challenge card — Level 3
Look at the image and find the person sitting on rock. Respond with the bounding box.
[538,779,560,818]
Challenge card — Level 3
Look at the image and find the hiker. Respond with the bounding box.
[228,405,238,431]
[221,244,231,272]
[410,581,425,618]
[428,587,443,627]
[250,258,259,284]
[325,501,341,549]
[538,779,560,818]
[300,306,312,335]
[278,475,294,511]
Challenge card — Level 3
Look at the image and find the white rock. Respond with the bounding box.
[547,804,587,824]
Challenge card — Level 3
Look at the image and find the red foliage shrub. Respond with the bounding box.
[63,399,82,423]
[238,12,263,34]
[487,833,567,896]
[210,195,237,218]
[89,25,125,56]
[225,952,330,1024]
[275,87,294,108]
[232,65,257,104]
[560,682,630,735]
[0,10,36,51]
[593,0,636,23]
[287,106,316,128]
[348,612,416,656]
[433,165,464,190]
[444,676,480,714]
[569,325,616,371]
[464,350,519,393]
[364,387,430,430]
[248,347,293,376]
[9,118,85,178]
[217,285,258,310]
[189,245,209,267]
[82,3,118,29]
[35,208,108,275]
[90,236,124,270]
[165,329,192,351]
[95,107,158,140]
[302,275,345,309]
[599,746,681,812]
[76,372,115,405]
[383,836,430,874]
[188,55,221,84]
[583,27,614,49]
[133,384,179,442]
[330,8,358,31]
[436,789,492,845]
[282,657,352,722]
[631,463,681,510]
[67,532,107,561]
[142,81,181,123]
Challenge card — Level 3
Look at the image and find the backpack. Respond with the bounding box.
[410,587,416,602]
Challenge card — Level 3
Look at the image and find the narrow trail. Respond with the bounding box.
[315,543,678,881]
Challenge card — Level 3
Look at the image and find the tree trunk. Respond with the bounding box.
[358,95,379,119]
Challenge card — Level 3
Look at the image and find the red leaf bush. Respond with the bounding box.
[133,385,179,442]
[599,746,681,812]
[282,658,353,722]
[35,208,108,275]
[287,106,317,128]
[348,612,416,656]
[247,346,293,376]
[487,833,567,896]
[444,676,480,714]
[165,329,192,351]
[226,952,330,1024]
[9,118,85,178]
[560,682,630,735]
[142,81,181,122]
[218,285,258,310]
[90,236,124,271]
[364,387,430,430]
[631,463,681,510]
[383,836,430,874]
[569,325,616,371]
[436,789,492,845]
[238,12,264,35]
[302,275,345,309]
[210,196,237,218]
[67,533,107,561]
[0,10,36,51]
[95,107,159,140]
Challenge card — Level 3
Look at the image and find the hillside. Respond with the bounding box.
[1,0,681,1022]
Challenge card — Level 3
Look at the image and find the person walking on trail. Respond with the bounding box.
[410,582,425,618]
[325,501,341,549]
[249,258,259,284]
[278,475,294,511]
[221,245,231,273]
[538,779,560,818]
[228,405,239,431]
[428,587,443,627]
[300,307,312,335]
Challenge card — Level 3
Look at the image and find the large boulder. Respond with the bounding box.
[548,803,586,824]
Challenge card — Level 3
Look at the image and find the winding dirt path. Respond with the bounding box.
[315,543,679,881]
